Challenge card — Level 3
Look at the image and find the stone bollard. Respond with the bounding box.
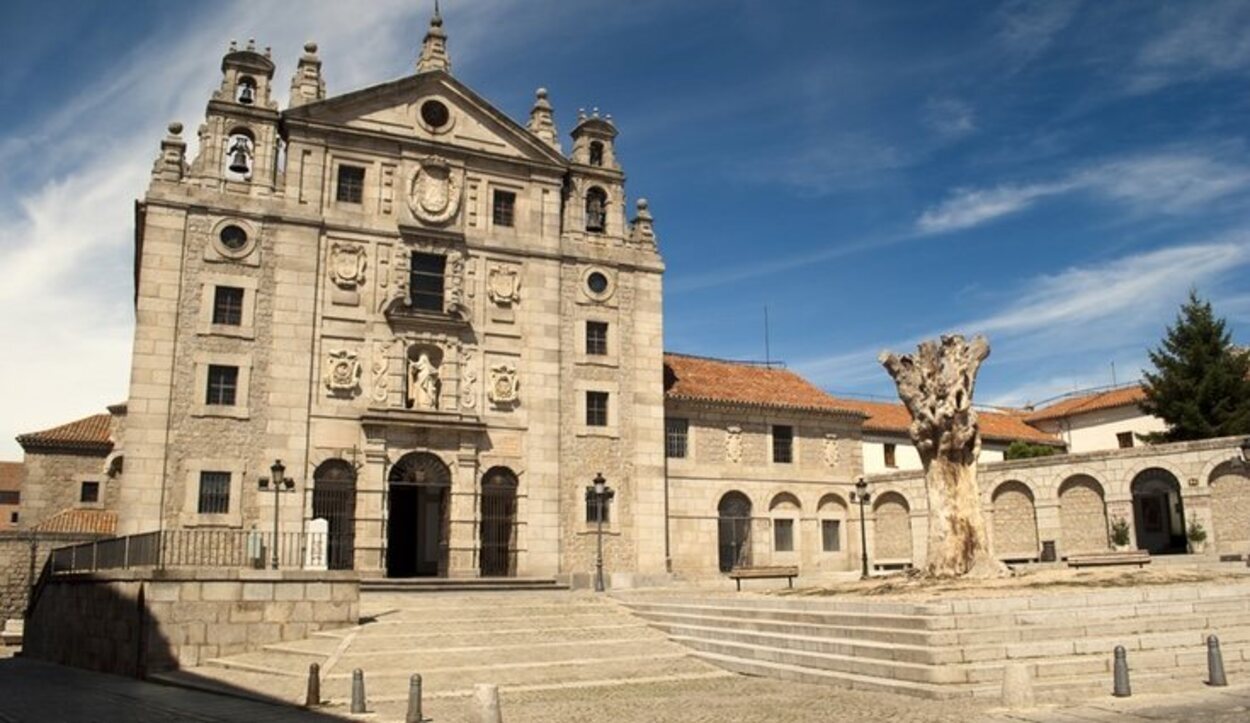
[1000,661,1034,708]
[406,673,425,723]
[1113,646,1131,697]
[351,668,367,714]
[471,683,502,723]
[305,662,321,707]
[1208,635,1228,687]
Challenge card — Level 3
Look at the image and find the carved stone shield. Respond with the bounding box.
[487,266,521,306]
[409,155,463,225]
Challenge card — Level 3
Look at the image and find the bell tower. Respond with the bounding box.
[189,39,280,193]
[564,109,626,240]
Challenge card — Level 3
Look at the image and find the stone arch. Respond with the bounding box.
[585,186,608,232]
[1058,474,1108,556]
[1131,467,1186,554]
[873,492,912,563]
[386,452,452,578]
[990,481,1038,559]
[817,493,849,554]
[717,491,753,572]
[479,466,519,577]
[769,491,802,511]
[1210,461,1250,556]
[768,492,801,555]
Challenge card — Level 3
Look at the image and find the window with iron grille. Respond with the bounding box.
[884,442,897,468]
[492,190,516,227]
[822,519,841,552]
[772,425,793,464]
[80,481,100,504]
[212,286,244,326]
[586,391,609,427]
[774,518,794,552]
[586,321,608,355]
[1117,432,1134,449]
[206,365,239,406]
[336,165,365,204]
[665,417,688,459]
[197,471,231,514]
[409,252,446,312]
[0,491,18,505]
[586,494,611,523]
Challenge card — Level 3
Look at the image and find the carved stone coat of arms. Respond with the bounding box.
[324,349,362,395]
[487,266,521,306]
[408,155,463,225]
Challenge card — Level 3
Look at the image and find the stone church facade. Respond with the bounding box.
[116,13,665,581]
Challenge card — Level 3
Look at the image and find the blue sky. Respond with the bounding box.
[2,0,1250,457]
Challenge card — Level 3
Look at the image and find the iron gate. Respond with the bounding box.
[718,492,753,572]
[480,467,518,577]
[312,460,357,570]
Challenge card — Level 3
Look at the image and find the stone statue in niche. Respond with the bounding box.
[408,155,463,225]
[323,349,362,395]
[370,340,392,404]
[824,433,839,468]
[407,351,441,410]
[487,363,519,406]
[329,242,367,306]
[725,426,743,464]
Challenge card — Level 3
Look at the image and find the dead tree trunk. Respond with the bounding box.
[879,335,1001,578]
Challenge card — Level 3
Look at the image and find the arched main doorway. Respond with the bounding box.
[480,467,518,577]
[312,459,357,570]
[1131,468,1185,555]
[717,492,752,572]
[387,452,451,578]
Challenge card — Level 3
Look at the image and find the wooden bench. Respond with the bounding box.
[1066,551,1151,569]
[728,565,799,591]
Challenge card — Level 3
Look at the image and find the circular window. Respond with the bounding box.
[219,225,248,251]
[420,100,450,129]
[587,272,609,295]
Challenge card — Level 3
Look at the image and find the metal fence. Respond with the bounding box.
[47,529,340,574]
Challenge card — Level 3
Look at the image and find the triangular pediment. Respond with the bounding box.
[283,71,566,166]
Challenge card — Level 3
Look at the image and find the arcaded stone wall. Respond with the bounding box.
[23,568,358,673]
[1058,477,1108,555]
[1210,462,1250,556]
[990,482,1038,557]
[872,494,912,562]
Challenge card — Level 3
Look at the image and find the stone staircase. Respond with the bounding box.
[359,576,569,593]
[619,581,1250,702]
[167,589,727,720]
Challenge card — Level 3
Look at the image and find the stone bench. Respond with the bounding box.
[1066,551,1151,569]
[728,565,799,591]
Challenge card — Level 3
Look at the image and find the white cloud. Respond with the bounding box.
[994,0,1082,66]
[916,181,1070,234]
[1130,0,1250,92]
[924,97,977,139]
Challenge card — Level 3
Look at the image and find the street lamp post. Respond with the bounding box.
[586,473,614,592]
[850,476,871,580]
[260,459,295,570]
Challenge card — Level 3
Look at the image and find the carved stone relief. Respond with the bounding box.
[824,433,840,468]
[487,265,521,306]
[460,348,478,410]
[726,426,743,464]
[370,340,392,404]
[487,362,519,407]
[408,155,463,225]
[323,349,362,395]
[445,249,466,318]
[328,242,367,306]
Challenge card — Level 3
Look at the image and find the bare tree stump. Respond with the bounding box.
[879,334,1003,578]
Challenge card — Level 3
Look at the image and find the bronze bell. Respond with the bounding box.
[228,145,251,175]
[238,83,255,105]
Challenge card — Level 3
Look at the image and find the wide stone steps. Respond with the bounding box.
[359,577,569,593]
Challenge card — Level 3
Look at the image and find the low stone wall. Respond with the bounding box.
[0,532,102,623]
[23,568,358,674]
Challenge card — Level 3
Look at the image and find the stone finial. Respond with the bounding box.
[246,38,256,52]
[629,198,656,246]
[289,39,327,108]
[416,1,451,73]
[527,87,562,152]
[152,121,187,183]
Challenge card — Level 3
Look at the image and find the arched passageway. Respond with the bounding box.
[387,452,451,577]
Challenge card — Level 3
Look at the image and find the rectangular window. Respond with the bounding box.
[0,491,19,505]
[665,417,689,459]
[8,512,16,524]
[197,471,231,515]
[409,252,446,312]
[772,425,793,464]
[492,190,516,227]
[211,286,244,326]
[1117,432,1135,449]
[586,321,609,355]
[774,518,794,552]
[884,443,897,468]
[79,481,100,504]
[822,519,841,552]
[206,365,239,406]
[586,493,611,524]
[586,391,609,427]
[336,165,365,204]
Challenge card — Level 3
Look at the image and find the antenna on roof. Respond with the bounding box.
[764,306,771,367]
[1111,361,1117,386]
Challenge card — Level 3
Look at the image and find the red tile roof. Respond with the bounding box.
[818,397,1062,445]
[664,353,867,416]
[1024,385,1147,423]
[0,462,22,492]
[33,509,117,535]
[16,414,113,453]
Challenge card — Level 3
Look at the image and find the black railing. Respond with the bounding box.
[47,529,342,574]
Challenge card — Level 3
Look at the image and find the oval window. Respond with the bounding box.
[420,100,450,129]
[219,225,248,250]
[587,272,609,295]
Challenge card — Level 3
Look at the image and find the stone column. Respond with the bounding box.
[356,444,388,575]
[447,442,479,578]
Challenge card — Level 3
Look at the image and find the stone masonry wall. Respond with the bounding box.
[0,532,101,623]
[23,569,358,674]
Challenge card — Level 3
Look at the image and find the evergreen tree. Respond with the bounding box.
[1139,290,1250,442]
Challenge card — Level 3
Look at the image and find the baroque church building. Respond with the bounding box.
[119,13,668,580]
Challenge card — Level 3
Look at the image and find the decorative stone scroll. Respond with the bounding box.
[460,348,478,409]
[323,349,362,395]
[370,340,392,404]
[408,155,463,225]
[445,249,467,318]
[487,362,519,406]
[725,426,743,464]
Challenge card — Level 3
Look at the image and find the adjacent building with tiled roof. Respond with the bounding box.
[1023,384,1166,453]
[14,408,123,535]
[15,414,114,454]
[663,353,867,417]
